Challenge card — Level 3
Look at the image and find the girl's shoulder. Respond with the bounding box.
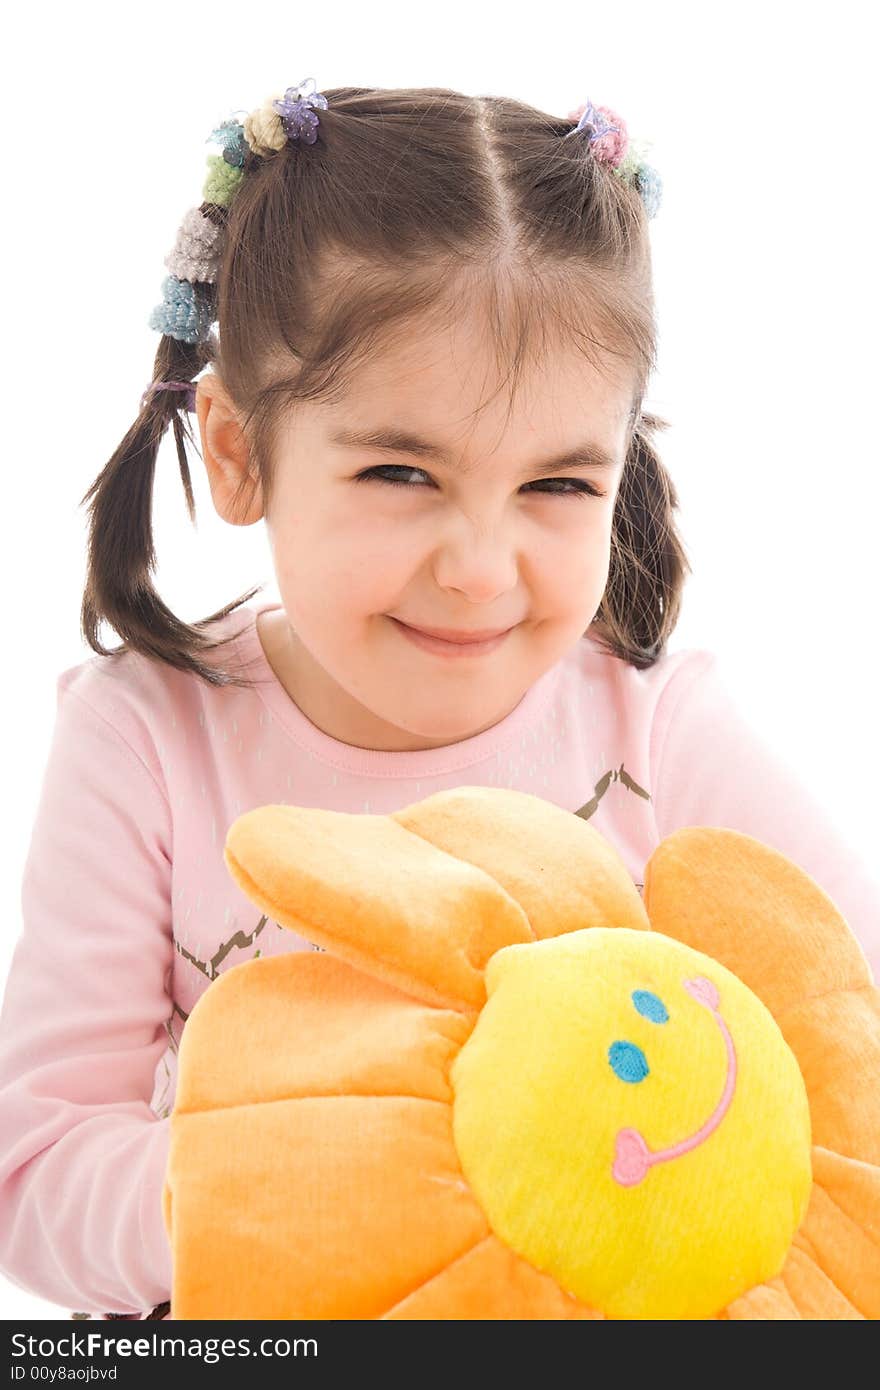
[54,602,259,748]
[572,628,720,717]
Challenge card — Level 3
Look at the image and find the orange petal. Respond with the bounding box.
[722,1278,803,1319]
[174,952,473,1114]
[790,1146,880,1317]
[224,801,533,1011]
[778,1244,863,1318]
[381,1234,603,1319]
[774,989,880,1162]
[165,1094,488,1319]
[643,827,872,1018]
[393,786,649,939]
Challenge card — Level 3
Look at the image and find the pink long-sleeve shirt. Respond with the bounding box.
[1,596,878,1319]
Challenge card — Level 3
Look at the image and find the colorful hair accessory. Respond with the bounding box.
[147,275,217,345]
[209,117,250,168]
[201,155,244,208]
[565,97,663,220]
[634,163,663,220]
[242,102,289,158]
[565,99,628,166]
[139,380,198,413]
[163,208,225,285]
[144,79,661,417]
[272,78,329,145]
[146,78,329,367]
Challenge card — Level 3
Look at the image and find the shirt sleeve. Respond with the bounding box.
[0,678,175,1316]
[650,652,880,986]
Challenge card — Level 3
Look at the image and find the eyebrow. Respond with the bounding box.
[329,425,619,475]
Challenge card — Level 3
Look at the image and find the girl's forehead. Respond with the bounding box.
[323,316,636,439]
[355,307,630,391]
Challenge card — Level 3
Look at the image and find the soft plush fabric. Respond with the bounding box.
[162,786,880,1319]
[7,600,880,1321]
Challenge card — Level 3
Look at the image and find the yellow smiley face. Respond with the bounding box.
[450,926,812,1320]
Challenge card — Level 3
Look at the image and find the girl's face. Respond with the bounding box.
[204,313,634,752]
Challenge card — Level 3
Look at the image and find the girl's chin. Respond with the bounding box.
[373,685,527,743]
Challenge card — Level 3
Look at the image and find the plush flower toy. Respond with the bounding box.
[161,787,879,1319]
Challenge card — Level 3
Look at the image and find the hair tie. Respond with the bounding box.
[143,78,329,410]
[565,97,662,219]
[140,380,198,413]
[143,83,661,416]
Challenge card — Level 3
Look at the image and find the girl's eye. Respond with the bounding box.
[353,465,604,499]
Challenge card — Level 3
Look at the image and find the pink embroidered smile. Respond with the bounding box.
[609,976,738,1187]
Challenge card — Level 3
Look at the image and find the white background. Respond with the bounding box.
[2,0,878,1320]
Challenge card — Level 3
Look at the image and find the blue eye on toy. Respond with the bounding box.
[607,991,669,1083]
[608,1039,649,1084]
[632,989,669,1023]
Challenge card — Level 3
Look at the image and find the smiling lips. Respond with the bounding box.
[389,616,516,657]
[395,619,513,642]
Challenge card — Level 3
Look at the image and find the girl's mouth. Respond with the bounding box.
[387,616,514,658]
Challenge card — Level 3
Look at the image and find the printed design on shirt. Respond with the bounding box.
[154,914,280,1119]
[174,911,273,984]
[574,762,651,822]
[71,1300,171,1322]
[574,762,650,898]
[148,1001,193,1121]
[174,911,327,998]
[156,914,274,1112]
[159,1002,189,1055]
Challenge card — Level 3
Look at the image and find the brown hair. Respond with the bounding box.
[80,85,690,687]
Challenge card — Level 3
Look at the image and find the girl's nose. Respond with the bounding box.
[431,518,520,605]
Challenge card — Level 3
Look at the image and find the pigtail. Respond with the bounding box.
[78,117,269,687]
[78,324,263,688]
[591,411,692,668]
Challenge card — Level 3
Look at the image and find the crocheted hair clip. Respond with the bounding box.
[142,79,328,412]
[564,98,663,220]
[142,85,661,414]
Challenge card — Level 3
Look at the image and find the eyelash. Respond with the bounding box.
[353,465,605,499]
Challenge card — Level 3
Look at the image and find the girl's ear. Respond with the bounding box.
[195,371,264,526]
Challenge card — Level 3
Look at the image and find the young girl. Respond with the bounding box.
[1,79,877,1323]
